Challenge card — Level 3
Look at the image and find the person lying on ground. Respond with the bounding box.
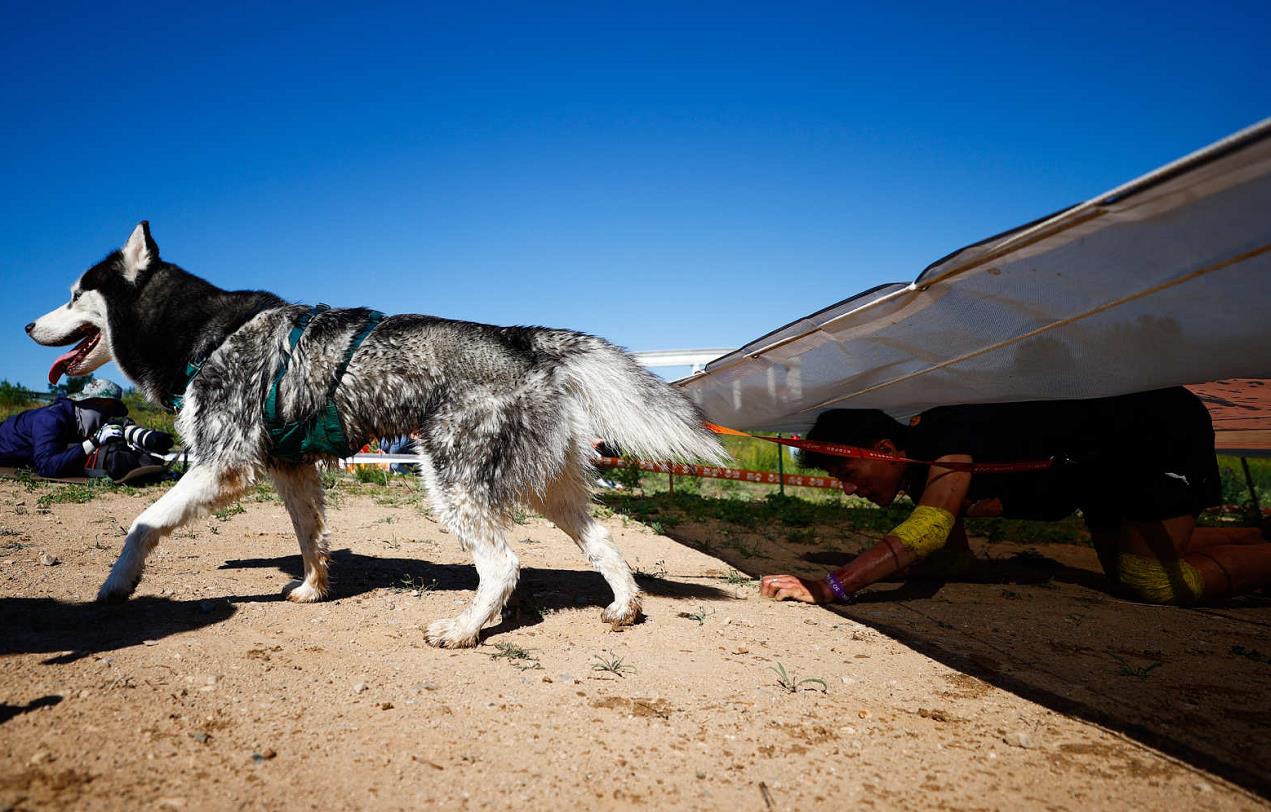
[759,387,1270,607]
[0,379,172,482]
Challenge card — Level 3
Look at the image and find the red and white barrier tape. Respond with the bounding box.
[594,457,842,490]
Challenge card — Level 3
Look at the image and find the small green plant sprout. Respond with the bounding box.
[213,502,246,522]
[1109,653,1162,679]
[677,605,713,626]
[512,508,534,525]
[784,527,816,545]
[650,521,665,535]
[354,464,389,486]
[720,569,757,587]
[770,662,827,694]
[488,642,543,671]
[635,559,668,579]
[392,574,438,595]
[591,650,636,678]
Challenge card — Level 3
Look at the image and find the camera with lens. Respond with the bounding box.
[105,417,174,454]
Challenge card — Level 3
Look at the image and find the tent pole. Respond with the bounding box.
[1240,457,1261,520]
[777,434,785,496]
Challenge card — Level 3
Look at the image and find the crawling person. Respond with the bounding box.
[760,387,1271,607]
[0,379,171,483]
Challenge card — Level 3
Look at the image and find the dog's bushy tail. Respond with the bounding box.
[558,338,729,466]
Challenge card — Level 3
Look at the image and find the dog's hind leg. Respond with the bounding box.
[425,527,519,648]
[269,463,330,603]
[424,512,520,648]
[531,460,642,627]
[98,465,250,602]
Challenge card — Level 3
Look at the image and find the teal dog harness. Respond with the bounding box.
[264,304,384,462]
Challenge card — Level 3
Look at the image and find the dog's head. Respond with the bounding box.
[28,222,160,385]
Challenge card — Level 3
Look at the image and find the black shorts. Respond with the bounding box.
[1077,389,1221,530]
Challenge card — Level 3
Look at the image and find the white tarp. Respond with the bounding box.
[677,119,1271,434]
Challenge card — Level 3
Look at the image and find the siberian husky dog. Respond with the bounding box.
[27,222,727,648]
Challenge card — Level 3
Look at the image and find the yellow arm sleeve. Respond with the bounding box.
[889,505,957,557]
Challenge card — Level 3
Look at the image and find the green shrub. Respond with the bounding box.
[607,458,644,490]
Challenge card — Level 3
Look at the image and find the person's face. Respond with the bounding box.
[823,439,908,506]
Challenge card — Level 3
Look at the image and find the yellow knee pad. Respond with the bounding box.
[1117,554,1204,605]
[890,506,956,557]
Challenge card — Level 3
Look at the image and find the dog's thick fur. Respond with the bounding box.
[29,223,727,647]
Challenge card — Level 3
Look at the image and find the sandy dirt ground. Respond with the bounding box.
[2,475,1269,811]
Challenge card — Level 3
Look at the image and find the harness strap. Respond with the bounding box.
[265,305,384,461]
[264,304,329,431]
[164,358,213,412]
[329,312,383,398]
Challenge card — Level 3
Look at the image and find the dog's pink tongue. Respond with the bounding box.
[48,351,76,385]
[48,337,91,385]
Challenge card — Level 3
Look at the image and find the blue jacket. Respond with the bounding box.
[0,398,87,477]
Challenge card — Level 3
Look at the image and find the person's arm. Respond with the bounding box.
[760,455,973,603]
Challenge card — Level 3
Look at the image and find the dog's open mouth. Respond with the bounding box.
[48,328,102,384]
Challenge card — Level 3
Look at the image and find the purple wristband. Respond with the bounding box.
[825,573,853,604]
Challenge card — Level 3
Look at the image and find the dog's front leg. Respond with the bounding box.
[269,463,330,602]
[97,465,249,602]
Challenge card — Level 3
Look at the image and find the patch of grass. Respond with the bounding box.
[512,509,535,525]
[723,536,769,559]
[676,605,713,626]
[36,480,110,508]
[250,481,278,503]
[591,650,636,678]
[785,527,817,544]
[351,464,388,485]
[391,574,438,594]
[213,502,246,522]
[1110,653,1162,679]
[488,642,543,671]
[720,569,757,587]
[770,662,827,694]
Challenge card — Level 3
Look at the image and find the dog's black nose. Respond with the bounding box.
[25,322,35,334]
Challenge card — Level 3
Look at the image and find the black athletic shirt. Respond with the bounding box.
[902,387,1220,527]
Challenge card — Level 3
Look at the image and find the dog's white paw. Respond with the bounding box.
[96,573,139,603]
[601,597,643,628]
[424,617,480,649]
[284,580,326,603]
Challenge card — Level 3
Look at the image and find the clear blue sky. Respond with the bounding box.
[3,1,1267,391]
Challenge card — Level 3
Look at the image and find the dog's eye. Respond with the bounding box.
[71,291,81,302]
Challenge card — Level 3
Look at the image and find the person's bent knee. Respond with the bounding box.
[1117,553,1204,605]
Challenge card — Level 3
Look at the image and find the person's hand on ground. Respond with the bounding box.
[760,574,833,604]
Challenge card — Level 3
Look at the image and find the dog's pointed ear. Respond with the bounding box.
[121,221,159,282]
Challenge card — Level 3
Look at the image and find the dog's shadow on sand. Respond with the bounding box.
[0,595,238,666]
[1,551,732,673]
[220,548,735,635]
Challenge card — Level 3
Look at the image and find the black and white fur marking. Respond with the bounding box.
[29,222,728,648]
